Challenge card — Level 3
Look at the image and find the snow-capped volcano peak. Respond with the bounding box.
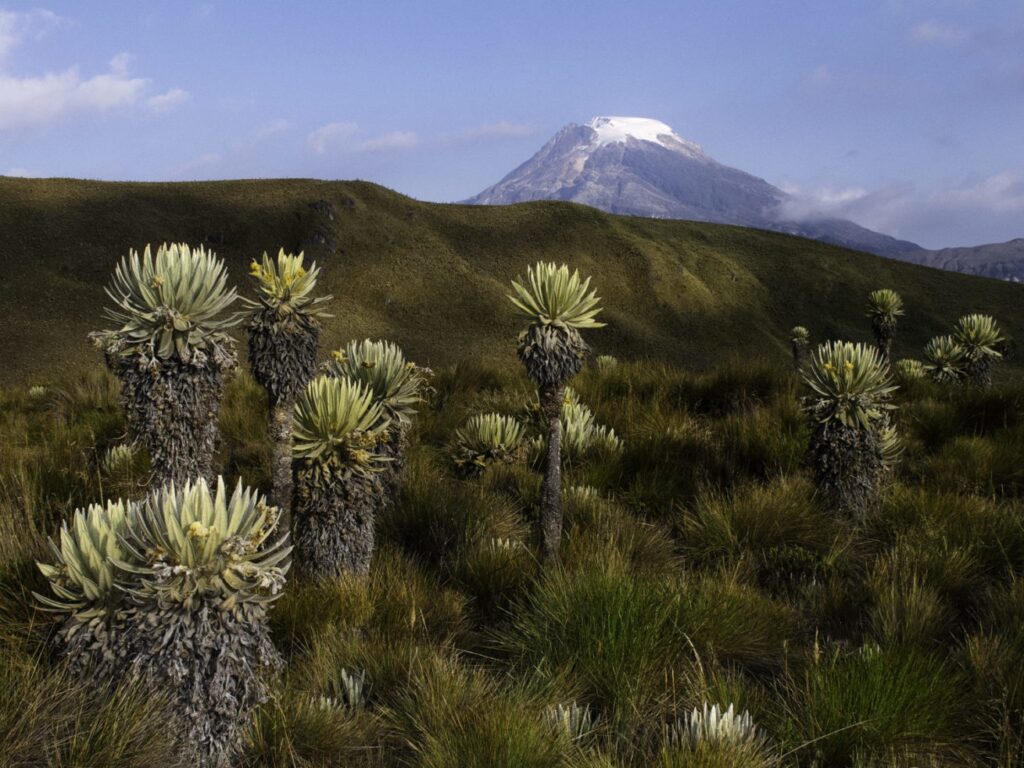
[585,116,704,156]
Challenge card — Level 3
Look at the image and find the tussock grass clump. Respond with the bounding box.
[492,557,686,733]
[0,648,187,767]
[680,570,801,673]
[684,476,833,572]
[384,451,526,571]
[392,660,573,768]
[786,645,972,765]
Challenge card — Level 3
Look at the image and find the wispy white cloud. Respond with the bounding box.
[0,11,187,131]
[911,19,969,45]
[4,167,35,177]
[0,56,149,131]
[460,121,536,141]
[172,151,222,178]
[231,118,290,151]
[0,8,66,62]
[307,121,358,154]
[147,87,190,113]
[778,170,1024,247]
[357,130,419,152]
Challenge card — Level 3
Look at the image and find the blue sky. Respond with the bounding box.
[1,0,1022,248]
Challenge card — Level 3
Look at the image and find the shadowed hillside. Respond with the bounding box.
[1,176,1021,385]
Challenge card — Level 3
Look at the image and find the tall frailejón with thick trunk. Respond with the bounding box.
[292,375,390,576]
[507,262,604,563]
[90,243,241,489]
[802,341,901,519]
[246,249,332,529]
[324,338,430,508]
[36,477,291,768]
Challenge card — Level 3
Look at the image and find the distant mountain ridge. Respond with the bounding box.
[466,116,923,258]
[897,239,1024,283]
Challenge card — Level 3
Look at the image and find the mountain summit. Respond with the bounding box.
[466,116,921,258]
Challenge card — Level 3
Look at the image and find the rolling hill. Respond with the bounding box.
[1,176,1021,386]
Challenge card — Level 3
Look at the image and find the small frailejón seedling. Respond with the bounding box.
[894,358,927,384]
[923,335,967,385]
[790,325,810,372]
[246,249,332,527]
[803,341,899,518]
[866,289,904,365]
[324,339,430,503]
[90,243,241,488]
[953,313,1006,389]
[665,702,762,747]
[545,700,597,742]
[529,388,622,467]
[452,412,525,474]
[292,374,390,576]
[508,262,604,563]
[37,477,290,768]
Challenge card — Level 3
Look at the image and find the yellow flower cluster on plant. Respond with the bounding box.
[246,248,330,317]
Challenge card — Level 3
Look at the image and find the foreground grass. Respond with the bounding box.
[2,360,1023,766]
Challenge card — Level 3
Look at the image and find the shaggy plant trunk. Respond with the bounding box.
[872,318,896,367]
[125,600,281,768]
[517,322,587,564]
[379,423,409,509]
[109,353,232,490]
[791,341,808,373]
[808,421,884,520]
[293,466,383,577]
[538,385,565,564]
[965,357,994,389]
[248,310,321,525]
[54,614,132,681]
[268,399,296,531]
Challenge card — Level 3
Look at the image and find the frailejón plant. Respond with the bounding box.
[102,443,138,475]
[292,375,390,576]
[452,413,524,473]
[37,477,289,768]
[665,702,762,747]
[90,243,241,488]
[530,393,622,465]
[866,289,904,364]
[508,262,604,562]
[953,313,1006,388]
[894,358,926,383]
[246,249,332,527]
[803,341,899,518]
[923,335,966,385]
[35,499,131,676]
[790,326,810,372]
[325,339,430,499]
[545,700,597,742]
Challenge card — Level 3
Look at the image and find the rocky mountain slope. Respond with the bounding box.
[467,116,921,258]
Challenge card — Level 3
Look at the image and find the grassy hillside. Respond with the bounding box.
[1,176,1022,385]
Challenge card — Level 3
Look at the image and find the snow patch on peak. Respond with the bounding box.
[585,116,703,156]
